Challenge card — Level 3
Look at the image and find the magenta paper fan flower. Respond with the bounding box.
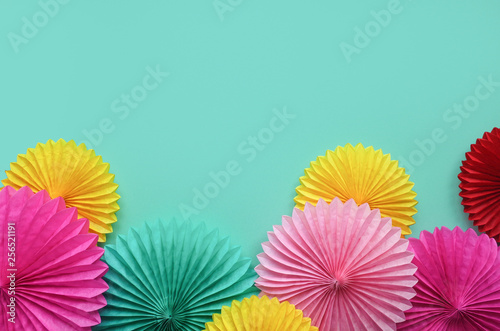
[0,186,108,330]
[255,198,417,330]
[398,226,500,331]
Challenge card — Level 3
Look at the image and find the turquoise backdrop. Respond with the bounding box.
[1,1,499,265]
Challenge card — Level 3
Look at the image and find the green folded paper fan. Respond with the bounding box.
[95,220,258,330]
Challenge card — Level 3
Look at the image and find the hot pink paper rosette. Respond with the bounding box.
[0,186,108,330]
[398,227,500,331]
[255,198,417,330]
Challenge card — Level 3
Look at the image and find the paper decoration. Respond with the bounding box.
[204,295,318,331]
[458,127,500,241]
[255,198,417,330]
[0,186,108,330]
[95,220,258,330]
[398,227,500,330]
[2,138,120,242]
[295,143,417,236]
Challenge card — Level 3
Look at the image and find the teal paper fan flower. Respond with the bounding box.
[95,220,258,330]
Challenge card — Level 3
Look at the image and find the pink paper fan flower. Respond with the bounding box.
[398,226,500,331]
[0,186,108,330]
[255,198,417,330]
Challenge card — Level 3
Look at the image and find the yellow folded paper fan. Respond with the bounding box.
[2,139,120,242]
[204,295,318,331]
[295,143,417,236]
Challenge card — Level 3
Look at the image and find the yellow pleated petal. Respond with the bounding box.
[295,143,417,236]
[2,139,120,242]
[204,296,318,331]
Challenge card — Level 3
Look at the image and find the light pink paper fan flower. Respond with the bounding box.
[0,186,108,330]
[398,227,500,331]
[255,198,417,331]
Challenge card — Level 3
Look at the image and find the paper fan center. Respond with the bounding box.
[155,302,175,326]
[329,277,347,292]
[157,311,175,328]
[452,304,468,314]
[352,196,368,206]
[448,307,471,322]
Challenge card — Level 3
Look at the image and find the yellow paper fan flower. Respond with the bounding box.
[2,139,119,242]
[295,143,417,236]
[204,296,318,331]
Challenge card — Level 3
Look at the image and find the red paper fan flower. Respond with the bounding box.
[0,186,108,330]
[458,127,500,241]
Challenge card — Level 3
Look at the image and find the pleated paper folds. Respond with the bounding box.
[96,220,258,330]
[256,198,417,330]
[459,127,500,241]
[398,226,500,330]
[295,143,417,236]
[2,139,120,242]
[204,295,318,331]
[0,186,108,330]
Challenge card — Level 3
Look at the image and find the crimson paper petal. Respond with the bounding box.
[458,127,500,241]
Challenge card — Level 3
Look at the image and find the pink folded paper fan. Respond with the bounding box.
[458,127,500,241]
[255,198,417,331]
[0,186,108,330]
[398,226,500,330]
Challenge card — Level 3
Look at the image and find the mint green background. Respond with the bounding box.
[1,1,499,265]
